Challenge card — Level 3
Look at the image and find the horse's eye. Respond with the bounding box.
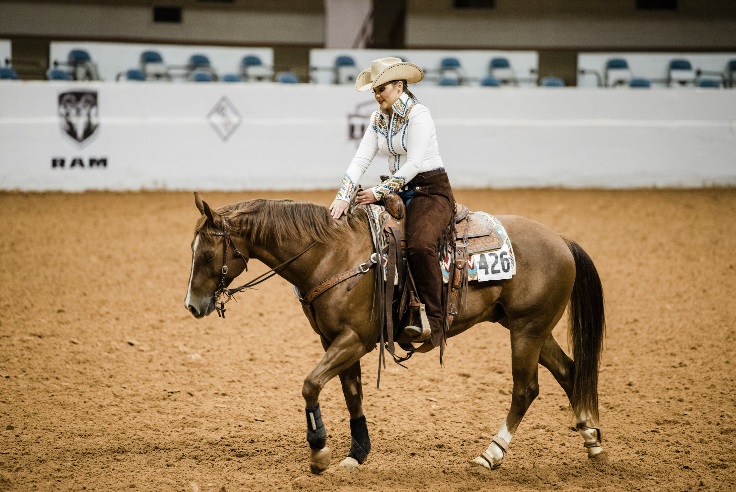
[203,253,215,263]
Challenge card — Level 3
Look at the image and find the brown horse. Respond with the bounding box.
[184,192,606,473]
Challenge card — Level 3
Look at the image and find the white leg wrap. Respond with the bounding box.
[472,422,512,470]
[577,424,604,457]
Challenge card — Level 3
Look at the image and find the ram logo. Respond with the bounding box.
[58,90,99,146]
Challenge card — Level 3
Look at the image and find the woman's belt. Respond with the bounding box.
[405,168,446,188]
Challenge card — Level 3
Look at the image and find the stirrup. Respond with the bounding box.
[403,305,431,341]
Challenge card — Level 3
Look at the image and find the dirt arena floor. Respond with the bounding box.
[1,188,735,492]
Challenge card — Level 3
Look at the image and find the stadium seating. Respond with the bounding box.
[189,69,214,82]
[439,56,464,84]
[66,49,101,81]
[47,68,72,80]
[541,76,565,87]
[276,71,299,84]
[334,55,359,85]
[438,77,460,86]
[221,73,241,82]
[696,78,721,88]
[140,50,170,80]
[605,58,632,87]
[119,68,146,81]
[628,77,651,88]
[667,58,696,87]
[0,66,19,80]
[480,76,501,87]
[241,55,273,82]
[489,57,516,85]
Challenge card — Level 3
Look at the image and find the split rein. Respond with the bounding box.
[210,217,380,318]
[211,218,317,317]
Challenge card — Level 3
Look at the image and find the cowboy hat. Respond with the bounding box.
[355,57,424,92]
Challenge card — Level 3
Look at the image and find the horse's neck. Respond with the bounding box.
[246,224,370,292]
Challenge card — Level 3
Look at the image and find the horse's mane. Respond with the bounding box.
[195,199,368,247]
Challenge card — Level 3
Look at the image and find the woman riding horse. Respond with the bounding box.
[329,57,456,356]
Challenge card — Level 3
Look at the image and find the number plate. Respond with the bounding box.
[470,243,515,281]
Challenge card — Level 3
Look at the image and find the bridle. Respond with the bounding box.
[210,216,316,317]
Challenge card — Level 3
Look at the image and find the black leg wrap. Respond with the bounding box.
[348,416,371,464]
[305,404,326,450]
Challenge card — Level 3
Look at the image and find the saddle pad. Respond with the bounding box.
[442,213,516,283]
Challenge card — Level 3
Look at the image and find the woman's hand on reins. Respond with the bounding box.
[355,189,378,206]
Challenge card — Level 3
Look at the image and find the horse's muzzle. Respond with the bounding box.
[185,298,214,318]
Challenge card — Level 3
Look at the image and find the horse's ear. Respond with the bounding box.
[194,192,222,227]
[194,192,206,215]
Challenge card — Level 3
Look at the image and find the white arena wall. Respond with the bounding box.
[0,82,734,192]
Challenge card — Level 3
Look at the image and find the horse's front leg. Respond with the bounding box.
[337,360,371,470]
[302,329,368,474]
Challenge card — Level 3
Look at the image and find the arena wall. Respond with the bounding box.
[0,83,734,191]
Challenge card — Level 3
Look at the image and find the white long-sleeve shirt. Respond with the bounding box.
[335,92,444,202]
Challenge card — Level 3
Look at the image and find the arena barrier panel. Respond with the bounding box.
[0,82,734,191]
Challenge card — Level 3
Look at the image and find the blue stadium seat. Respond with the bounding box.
[188,54,216,81]
[540,76,565,87]
[123,69,146,81]
[0,66,19,80]
[241,55,272,82]
[221,73,241,82]
[189,54,211,70]
[276,71,299,84]
[605,58,632,87]
[66,48,100,80]
[697,78,721,88]
[47,68,72,80]
[67,49,91,64]
[440,57,462,70]
[334,55,359,84]
[140,50,169,80]
[489,57,516,85]
[439,56,464,85]
[190,70,214,82]
[629,77,651,88]
[438,77,460,86]
[140,50,163,65]
[668,58,695,87]
[335,55,356,67]
[490,57,510,69]
[480,76,501,87]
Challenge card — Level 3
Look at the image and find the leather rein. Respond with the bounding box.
[211,217,316,317]
[211,216,378,317]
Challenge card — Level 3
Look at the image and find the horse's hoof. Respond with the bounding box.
[310,446,332,474]
[339,456,360,471]
[470,451,502,470]
[588,448,609,463]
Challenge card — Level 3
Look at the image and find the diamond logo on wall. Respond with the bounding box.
[207,96,241,141]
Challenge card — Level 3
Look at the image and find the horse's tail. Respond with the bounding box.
[565,239,606,422]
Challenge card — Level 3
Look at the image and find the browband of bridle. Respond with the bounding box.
[212,217,316,317]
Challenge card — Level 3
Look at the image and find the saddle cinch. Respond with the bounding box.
[366,193,505,359]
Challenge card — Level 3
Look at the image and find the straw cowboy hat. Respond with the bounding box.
[355,57,424,92]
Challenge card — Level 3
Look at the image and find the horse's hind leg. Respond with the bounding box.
[538,335,605,459]
[302,330,368,474]
[336,360,371,470]
[472,328,545,470]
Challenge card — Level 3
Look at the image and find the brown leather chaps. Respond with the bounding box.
[404,170,455,347]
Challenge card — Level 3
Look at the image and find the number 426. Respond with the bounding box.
[478,251,511,275]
